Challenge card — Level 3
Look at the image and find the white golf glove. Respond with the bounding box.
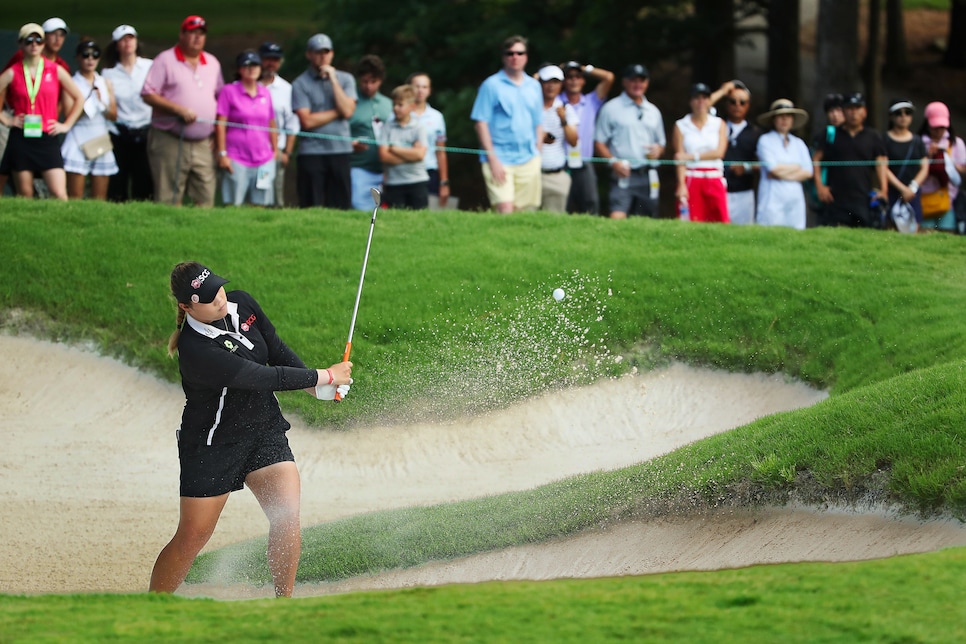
[314,380,352,401]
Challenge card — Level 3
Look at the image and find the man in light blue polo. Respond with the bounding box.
[471,35,543,213]
[594,64,666,219]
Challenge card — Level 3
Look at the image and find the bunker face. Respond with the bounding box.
[3,335,964,599]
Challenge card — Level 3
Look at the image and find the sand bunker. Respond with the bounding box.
[2,334,964,598]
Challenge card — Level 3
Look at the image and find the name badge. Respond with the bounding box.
[255,165,274,190]
[23,114,42,138]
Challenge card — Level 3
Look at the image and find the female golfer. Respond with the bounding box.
[150,261,352,598]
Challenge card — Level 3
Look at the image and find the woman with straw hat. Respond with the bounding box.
[755,98,812,229]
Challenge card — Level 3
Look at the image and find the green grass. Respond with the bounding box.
[3,200,966,640]
[2,549,966,642]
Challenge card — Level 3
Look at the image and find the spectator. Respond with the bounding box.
[917,101,966,233]
[61,38,118,200]
[408,72,450,207]
[348,55,391,211]
[594,64,665,219]
[258,41,300,208]
[813,92,888,228]
[3,17,72,72]
[883,99,927,232]
[0,23,85,200]
[560,60,614,215]
[103,25,154,202]
[292,33,357,209]
[1,17,73,198]
[215,51,278,206]
[808,93,846,226]
[141,15,223,207]
[537,64,578,213]
[754,99,813,229]
[672,82,728,222]
[712,80,759,224]
[470,35,543,214]
[377,84,429,210]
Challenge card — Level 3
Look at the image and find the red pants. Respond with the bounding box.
[684,173,729,223]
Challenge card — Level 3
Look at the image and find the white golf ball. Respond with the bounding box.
[552,288,566,302]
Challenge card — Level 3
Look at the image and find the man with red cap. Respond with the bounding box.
[141,15,224,207]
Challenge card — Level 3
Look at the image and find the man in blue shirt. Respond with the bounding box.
[471,35,543,213]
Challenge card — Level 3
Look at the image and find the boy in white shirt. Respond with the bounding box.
[378,85,428,209]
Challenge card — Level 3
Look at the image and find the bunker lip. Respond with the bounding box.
[3,334,963,599]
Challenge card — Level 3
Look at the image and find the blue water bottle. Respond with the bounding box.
[679,198,690,221]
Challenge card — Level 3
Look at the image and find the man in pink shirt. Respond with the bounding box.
[141,15,224,206]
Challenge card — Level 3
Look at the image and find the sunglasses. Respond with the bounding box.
[504,50,527,57]
[80,50,101,59]
[894,109,913,117]
[728,99,748,106]
[23,35,44,45]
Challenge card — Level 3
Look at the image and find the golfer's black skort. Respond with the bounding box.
[178,430,295,498]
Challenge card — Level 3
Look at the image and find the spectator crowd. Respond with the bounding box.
[2,16,964,232]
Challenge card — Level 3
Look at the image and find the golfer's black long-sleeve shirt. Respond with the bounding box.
[176,290,318,451]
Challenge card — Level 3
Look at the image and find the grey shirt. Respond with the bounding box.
[291,67,358,155]
[595,93,666,169]
[378,119,429,186]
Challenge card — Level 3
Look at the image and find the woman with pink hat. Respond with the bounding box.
[917,101,966,232]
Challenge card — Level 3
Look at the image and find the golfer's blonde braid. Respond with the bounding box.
[167,308,186,357]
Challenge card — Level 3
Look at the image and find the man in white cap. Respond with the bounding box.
[3,17,71,72]
[537,64,578,213]
[291,33,357,209]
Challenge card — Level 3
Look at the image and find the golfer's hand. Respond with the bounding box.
[328,361,352,385]
[313,380,352,400]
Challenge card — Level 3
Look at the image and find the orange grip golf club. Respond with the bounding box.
[335,188,380,402]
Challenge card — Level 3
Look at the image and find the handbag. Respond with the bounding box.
[79,133,114,161]
[890,199,916,233]
[921,187,950,218]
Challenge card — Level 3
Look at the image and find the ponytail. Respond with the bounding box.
[167,307,186,357]
[168,260,206,357]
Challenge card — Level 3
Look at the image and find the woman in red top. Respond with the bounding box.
[0,23,84,200]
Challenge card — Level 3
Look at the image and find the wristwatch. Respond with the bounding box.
[440,180,449,187]
[218,150,227,157]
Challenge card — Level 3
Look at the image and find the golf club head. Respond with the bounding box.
[370,187,381,207]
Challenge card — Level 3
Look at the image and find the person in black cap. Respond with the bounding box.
[150,261,352,598]
[807,93,846,225]
[258,41,301,207]
[560,59,615,214]
[883,99,927,231]
[671,82,729,222]
[812,92,888,228]
[594,63,666,218]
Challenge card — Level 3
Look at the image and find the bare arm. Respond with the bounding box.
[103,77,117,122]
[52,68,85,133]
[591,67,615,101]
[143,92,195,123]
[475,120,505,184]
[768,165,812,182]
[321,65,355,119]
[812,148,833,203]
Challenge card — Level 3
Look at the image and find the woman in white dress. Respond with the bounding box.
[755,99,812,229]
[61,38,118,200]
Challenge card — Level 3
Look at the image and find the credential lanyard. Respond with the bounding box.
[23,60,42,112]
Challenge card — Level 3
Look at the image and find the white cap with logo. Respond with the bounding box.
[42,17,69,34]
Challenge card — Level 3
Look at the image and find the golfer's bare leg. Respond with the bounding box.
[149,494,229,593]
[246,461,301,598]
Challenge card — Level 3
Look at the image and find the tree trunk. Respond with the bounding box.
[944,0,966,68]
[883,0,908,76]
[766,0,800,104]
[693,0,736,84]
[862,0,883,129]
[814,0,861,137]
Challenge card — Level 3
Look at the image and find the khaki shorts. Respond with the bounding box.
[148,128,216,207]
[481,155,541,211]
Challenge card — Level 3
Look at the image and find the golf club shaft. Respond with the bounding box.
[336,191,380,401]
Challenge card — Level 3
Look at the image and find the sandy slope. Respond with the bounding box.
[1,334,963,598]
